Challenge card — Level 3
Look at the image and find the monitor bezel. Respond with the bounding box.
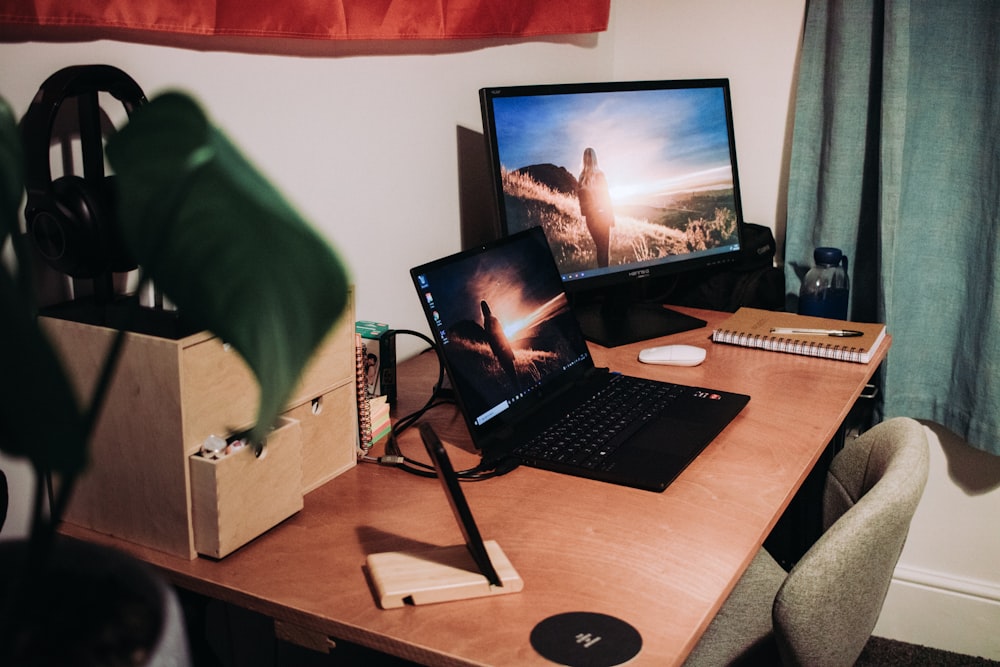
[479,77,747,297]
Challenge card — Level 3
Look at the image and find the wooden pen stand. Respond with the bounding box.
[366,541,523,608]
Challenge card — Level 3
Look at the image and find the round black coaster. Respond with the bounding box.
[530,611,642,667]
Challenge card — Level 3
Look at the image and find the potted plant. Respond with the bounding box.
[0,81,350,664]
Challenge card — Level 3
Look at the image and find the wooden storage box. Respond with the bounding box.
[285,382,358,493]
[190,417,303,558]
[42,289,357,559]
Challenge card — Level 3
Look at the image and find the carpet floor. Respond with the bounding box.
[858,637,1000,666]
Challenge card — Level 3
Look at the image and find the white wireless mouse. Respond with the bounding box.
[638,344,707,367]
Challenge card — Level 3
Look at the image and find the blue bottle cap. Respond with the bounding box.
[814,247,843,265]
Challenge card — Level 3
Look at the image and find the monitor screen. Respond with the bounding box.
[479,78,746,346]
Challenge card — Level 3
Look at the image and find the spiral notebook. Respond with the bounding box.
[711,307,887,363]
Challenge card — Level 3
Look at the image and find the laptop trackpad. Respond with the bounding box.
[630,416,713,457]
[614,407,734,479]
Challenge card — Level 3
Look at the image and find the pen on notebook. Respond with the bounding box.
[770,327,864,338]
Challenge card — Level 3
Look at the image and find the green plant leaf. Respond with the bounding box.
[0,96,89,474]
[0,272,91,473]
[1,95,22,244]
[105,93,350,444]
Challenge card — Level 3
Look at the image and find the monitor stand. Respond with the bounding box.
[571,288,707,348]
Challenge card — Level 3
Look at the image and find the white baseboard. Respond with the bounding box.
[874,564,1000,660]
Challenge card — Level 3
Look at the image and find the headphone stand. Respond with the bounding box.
[91,272,115,307]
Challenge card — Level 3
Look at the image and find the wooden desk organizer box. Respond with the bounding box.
[41,289,357,560]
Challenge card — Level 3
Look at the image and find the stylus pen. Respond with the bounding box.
[770,327,864,338]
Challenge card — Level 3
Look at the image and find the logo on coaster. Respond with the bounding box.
[530,611,642,667]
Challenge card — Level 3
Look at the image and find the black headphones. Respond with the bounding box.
[20,65,147,279]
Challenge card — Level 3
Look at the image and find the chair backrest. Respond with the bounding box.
[772,417,930,667]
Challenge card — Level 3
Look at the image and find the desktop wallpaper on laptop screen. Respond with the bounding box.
[414,231,590,426]
[489,85,741,281]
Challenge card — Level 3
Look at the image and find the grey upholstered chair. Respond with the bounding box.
[685,416,930,667]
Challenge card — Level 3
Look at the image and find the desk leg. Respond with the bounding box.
[764,381,880,569]
[764,440,834,569]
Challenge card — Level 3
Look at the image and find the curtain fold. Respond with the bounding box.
[785,0,1000,455]
[0,0,610,40]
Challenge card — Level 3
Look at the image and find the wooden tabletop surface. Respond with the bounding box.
[63,306,890,666]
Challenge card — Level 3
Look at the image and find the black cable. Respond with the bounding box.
[382,328,447,438]
[367,329,519,481]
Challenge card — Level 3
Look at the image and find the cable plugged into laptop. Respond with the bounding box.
[485,455,521,476]
[372,454,405,466]
[376,432,520,480]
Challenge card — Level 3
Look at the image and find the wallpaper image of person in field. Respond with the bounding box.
[418,232,588,424]
[489,86,741,278]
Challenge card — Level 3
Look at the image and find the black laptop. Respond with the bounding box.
[410,227,749,492]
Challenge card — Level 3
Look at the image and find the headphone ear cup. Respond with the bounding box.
[29,175,106,279]
[27,174,138,279]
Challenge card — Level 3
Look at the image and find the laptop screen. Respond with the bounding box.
[411,227,594,434]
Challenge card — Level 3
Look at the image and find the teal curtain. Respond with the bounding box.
[785,1,1000,455]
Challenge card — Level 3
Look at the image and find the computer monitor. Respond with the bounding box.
[479,78,746,347]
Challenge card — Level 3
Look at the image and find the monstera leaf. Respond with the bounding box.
[1,96,90,475]
[105,92,350,446]
[0,97,21,221]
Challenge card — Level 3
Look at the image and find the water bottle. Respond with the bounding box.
[798,247,850,320]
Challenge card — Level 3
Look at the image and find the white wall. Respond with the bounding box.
[609,0,803,255]
[0,0,806,532]
[874,422,1000,659]
[0,33,606,358]
[3,0,998,659]
[0,1,804,354]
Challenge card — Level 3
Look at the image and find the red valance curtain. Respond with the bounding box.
[0,0,610,40]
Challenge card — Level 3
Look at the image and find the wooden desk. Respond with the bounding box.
[62,307,889,666]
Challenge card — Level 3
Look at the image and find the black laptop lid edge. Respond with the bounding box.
[409,227,603,457]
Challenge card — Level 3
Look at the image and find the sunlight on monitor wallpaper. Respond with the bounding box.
[488,85,741,279]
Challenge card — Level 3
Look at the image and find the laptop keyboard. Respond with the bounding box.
[514,375,685,471]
